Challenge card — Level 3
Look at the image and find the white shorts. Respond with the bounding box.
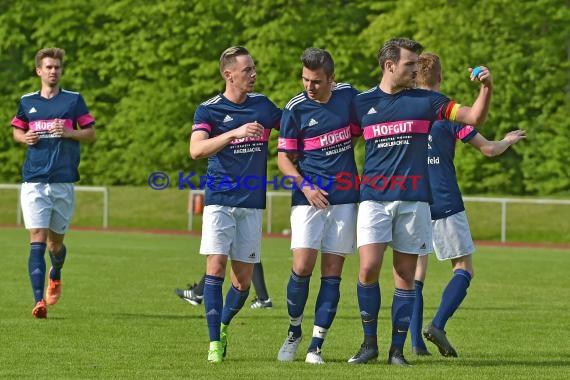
[199,205,262,263]
[290,203,357,255]
[431,211,475,260]
[357,200,432,255]
[20,182,75,234]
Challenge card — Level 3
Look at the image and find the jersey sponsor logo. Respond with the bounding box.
[363,119,430,140]
[223,115,233,123]
[367,107,377,114]
[29,107,37,113]
[29,119,58,132]
[308,118,319,126]
[303,126,351,150]
[427,156,440,165]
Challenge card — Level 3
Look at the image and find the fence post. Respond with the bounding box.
[501,200,507,243]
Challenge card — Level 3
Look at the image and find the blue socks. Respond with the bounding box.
[286,271,311,338]
[391,288,415,351]
[221,285,250,325]
[203,275,224,342]
[308,276,341,351]
[410,280,427,349]
[357,281,380,345]
[49,245,67,280]
[432,269,472,330]
[28,242,47,303]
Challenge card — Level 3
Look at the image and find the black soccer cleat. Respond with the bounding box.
[423,323,458,357]
[388,347,412,366]
[347,343,379,364]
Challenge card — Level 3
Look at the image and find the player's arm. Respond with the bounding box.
[61,125,96,143]
[277,151,329,209]
[468,129,526,157]
[13,127,39,145]
[454,66,493,126]
[189,122,263,159]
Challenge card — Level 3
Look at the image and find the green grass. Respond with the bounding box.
[0,186,569,243]
[1,227,569,379]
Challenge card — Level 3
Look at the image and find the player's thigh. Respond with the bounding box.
[232,208,263,263]
[290,205,326,251]
[49,183,74,234]
[200,205,236,256]
[391,201,432,255]
[432,211,475,261]
[20,182,52,229]
[357,200,393,248]
[322,203,357,255]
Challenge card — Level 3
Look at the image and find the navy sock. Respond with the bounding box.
[308,276,341,351]
[286,271,311,338]
[203,275,224,342]
[432,269,472,330]
[29,242,46,303]
[357,281,380,345]
[252,262,269,301]
[49,245,67,280]
[195,274,206,297]
[391,288,415,351]
[221,285,250,325]
[410,280,427,349]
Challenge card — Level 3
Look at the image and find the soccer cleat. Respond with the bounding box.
[388,347,412,366]
[250,296,273,309]
[220,323,228,358]
[411,346,432,356]
[207,341,224,363]
[174,283,203,306]
[347,343,379,364]
[305,349,325,364]
[423,323,458,357]
[46,272,61,305]
[277,332,302,362]
[32,299,47,319]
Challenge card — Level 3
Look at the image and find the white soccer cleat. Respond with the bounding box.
[305,349,325,364]
[277,332,302,362]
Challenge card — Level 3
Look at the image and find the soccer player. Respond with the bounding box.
[190,46,281,363]
[175,262,273,308]
[348,38,493,365]
[11,47,96,319]
[409,52,526,357]
[276,48,360,364]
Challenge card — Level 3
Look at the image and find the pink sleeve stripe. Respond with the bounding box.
[304,126,352,150]
[456,125,475,140]
[11,117,28,130]
[192,123,212,133]
[278,137,298,151]
[363,120,430,140]
[350,122,362,136]
[77,113,95,127]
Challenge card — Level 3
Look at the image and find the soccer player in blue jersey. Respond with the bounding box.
[409,52,526,357]
[348,38,493,365]
[11,47,96,319]
[190,46,281,363]
[276,48,361,364]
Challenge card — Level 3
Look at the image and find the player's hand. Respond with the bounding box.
[469,66,493,88]
[24,130,39,145]
[234,121,264,140]
[49,119,65,138]
[504,129,526,145]
[299,183,329,209]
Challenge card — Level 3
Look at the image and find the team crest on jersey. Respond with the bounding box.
[367,107,377,115]
[223,115,233,123]
[308,118,319,126]
[29,107,37,114]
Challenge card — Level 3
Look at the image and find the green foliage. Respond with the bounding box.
[0,0,568,194]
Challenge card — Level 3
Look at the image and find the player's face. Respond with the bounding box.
[226,55,256,93]
[302,67,333,103]
[36,57,62,88]
[393,48,418,89]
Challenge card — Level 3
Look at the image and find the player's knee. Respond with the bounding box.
[46,240,63,254]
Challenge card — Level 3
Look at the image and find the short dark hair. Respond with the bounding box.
[416,53,442,88]
[377,38,423,72]
[219,46,250,76]
[35,47,65,68]
[301,47,334,77]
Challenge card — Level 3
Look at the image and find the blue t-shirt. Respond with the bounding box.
[192,93,281,209]
[278,83,360,206]
[353,86,452,202]
[428,121,477,220]
[11,89,95,183]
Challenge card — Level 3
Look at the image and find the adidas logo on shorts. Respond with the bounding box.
[248,252,256,259]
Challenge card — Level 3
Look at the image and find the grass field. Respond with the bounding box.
[1,227,569,379]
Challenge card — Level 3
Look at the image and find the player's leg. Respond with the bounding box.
[388,201,432,366]
[46,231,65,305]
[348,201,391,364]
[250,262,272,308]
[410,254,431,355]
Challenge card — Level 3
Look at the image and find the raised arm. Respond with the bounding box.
[455,66,493,126]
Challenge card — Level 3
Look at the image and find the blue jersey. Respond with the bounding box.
[11,89,95,183]
[192,93,281,209]
[278,83,360,206]
[428,121,477,220]
[353,87,453,202]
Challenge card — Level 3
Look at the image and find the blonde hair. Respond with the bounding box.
[219,46,250,76]
[416,53,441,88]
[35,47,65,68]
